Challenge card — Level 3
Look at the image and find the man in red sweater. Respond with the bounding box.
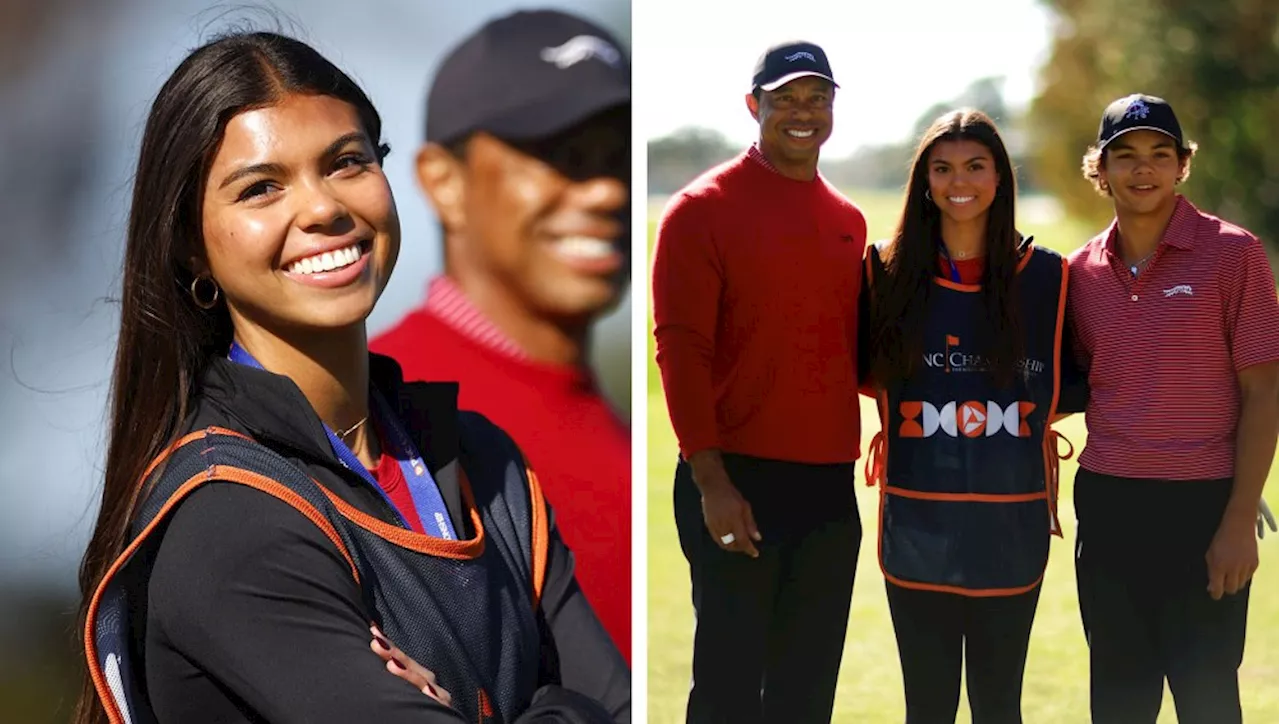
[371,10,632,662]
[652,41,867,723]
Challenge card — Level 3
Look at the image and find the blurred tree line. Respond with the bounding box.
[1029,0,1278,262]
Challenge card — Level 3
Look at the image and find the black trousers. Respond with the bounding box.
[673,454,861,724]
[1074,468,1250,724]
[885,581,1042,724]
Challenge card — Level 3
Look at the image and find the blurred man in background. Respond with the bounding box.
[371,9,632,661]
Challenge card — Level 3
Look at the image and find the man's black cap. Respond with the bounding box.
[1097,94,1187,151]
[751,40,838,93]
[425,9,630,145]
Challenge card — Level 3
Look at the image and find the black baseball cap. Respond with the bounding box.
[1097,94,1187,151]
[751,40,838,93]
[425,10,630,145]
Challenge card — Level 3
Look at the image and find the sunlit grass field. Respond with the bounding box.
[644,188,1280,723]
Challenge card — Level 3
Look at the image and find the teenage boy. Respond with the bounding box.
[1067,93,1279,724]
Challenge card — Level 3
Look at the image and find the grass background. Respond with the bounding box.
[644,189,1280,723]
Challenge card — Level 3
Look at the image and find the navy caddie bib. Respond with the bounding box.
[863,240,1073,596]
[84,413,548,724]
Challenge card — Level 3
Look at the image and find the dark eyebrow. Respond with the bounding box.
[964,156,990,164]
[217,132,369,190]
[323,131,370,158]
[218,162,286,190]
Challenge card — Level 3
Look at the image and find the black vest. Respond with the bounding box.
[86,413,546,724]
[864,241,1072,595]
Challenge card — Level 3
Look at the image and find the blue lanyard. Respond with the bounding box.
[226,342,457,539]
[937,243,963,284]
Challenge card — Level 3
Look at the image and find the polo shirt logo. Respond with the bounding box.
[1125,99,1150,120]
[1163,284,1193,297]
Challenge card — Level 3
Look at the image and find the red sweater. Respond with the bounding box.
[652,151,868,463]
[371,281,631,661]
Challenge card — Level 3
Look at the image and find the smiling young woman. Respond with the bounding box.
[859,109,1087,724]
[72,30,627,724]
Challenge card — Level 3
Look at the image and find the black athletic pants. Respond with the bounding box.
[673,453,861,724]
[1074,468,1250,724]
[885,581,1042,724]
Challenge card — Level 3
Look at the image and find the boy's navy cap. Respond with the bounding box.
[1097,94,1186,150]
[752,40,838,92]
[425,9,630,144]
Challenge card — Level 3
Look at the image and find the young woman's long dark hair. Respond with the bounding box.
[870,109,1023,388]
[73,31,387,724]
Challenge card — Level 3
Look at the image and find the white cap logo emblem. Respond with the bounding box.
[541,35,621,69]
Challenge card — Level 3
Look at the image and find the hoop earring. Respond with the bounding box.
[190,275,220,310]
[924,189,933,201]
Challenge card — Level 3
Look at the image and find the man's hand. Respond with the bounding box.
[689,450,762,558]
[1257,499,1277,539]
[1206,506,1259,600]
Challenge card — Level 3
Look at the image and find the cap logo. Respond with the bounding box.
[784,51,816,63]
[1124,99,1150,120]
[540,35,621,69]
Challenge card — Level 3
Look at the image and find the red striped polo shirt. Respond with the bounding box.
[420,276,528,359]
[1067,195,1279,480]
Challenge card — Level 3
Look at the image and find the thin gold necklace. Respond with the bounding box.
[336,416,367,440]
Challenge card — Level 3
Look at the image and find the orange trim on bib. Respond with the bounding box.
[526,467,549,609]
[932,244,1036,292]
[319,471,485,560]
[127,426,253,520]
[1042,255,1072,536]
[883,486,1047,504]
[85,453,359,724]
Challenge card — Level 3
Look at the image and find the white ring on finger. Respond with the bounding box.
[720,533,736,545]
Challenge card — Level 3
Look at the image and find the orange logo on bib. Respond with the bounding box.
[899,400,1036,438]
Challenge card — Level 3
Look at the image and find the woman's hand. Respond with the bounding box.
[370,625,453,708]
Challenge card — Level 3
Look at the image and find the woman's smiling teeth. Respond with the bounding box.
[286,243,363,274]
[948,195,976,205]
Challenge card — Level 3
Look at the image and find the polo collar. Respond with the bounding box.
[1100,194,1199,260]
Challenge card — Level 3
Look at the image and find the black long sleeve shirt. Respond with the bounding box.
[125,357,630,723]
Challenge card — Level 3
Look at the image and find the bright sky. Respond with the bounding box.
[637,0,1058,156]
